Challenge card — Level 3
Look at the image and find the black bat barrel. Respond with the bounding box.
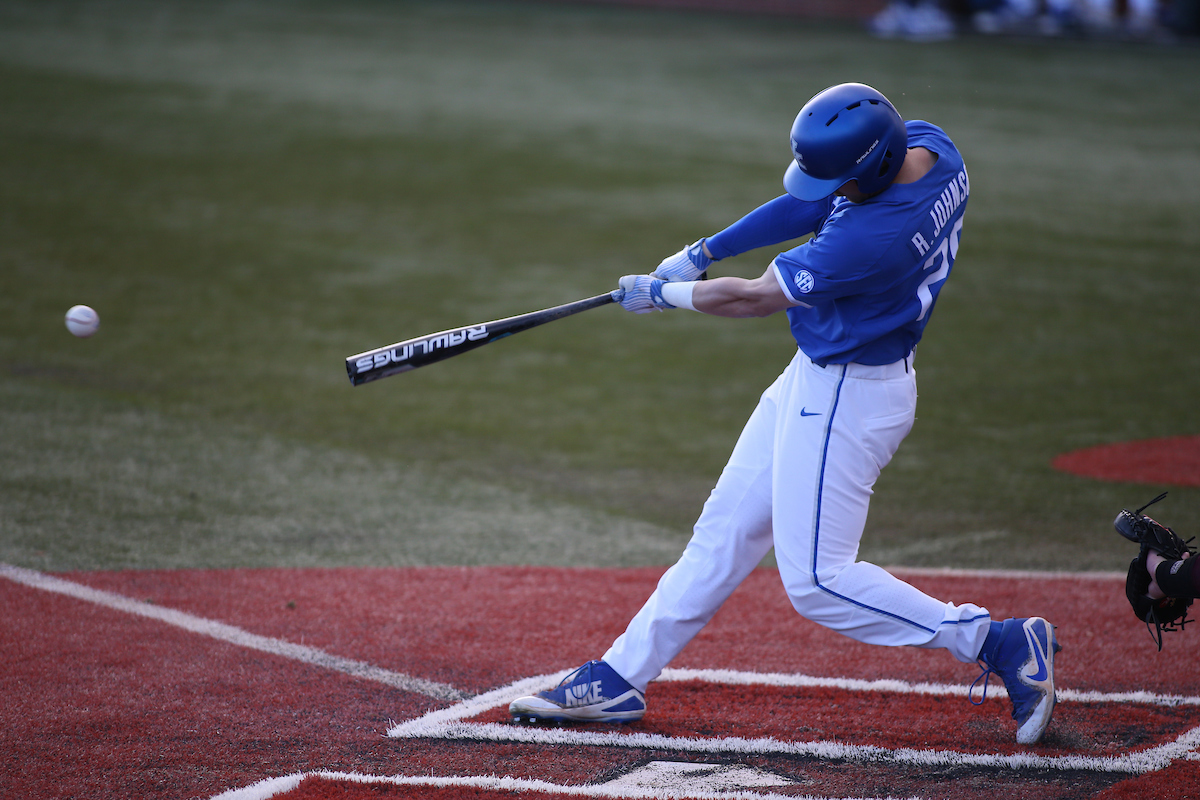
[345,291,616,386]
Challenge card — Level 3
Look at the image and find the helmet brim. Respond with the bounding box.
[783,160,846,202]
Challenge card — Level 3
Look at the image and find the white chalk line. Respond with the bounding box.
[656,667,1200,708]
[207,770,920,800]
[388,671,1200,776]
[0,562,467,702]
[889,566,1126,582]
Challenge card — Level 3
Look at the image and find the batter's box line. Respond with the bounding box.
[209,769,919,800]
[387,670,1200,775]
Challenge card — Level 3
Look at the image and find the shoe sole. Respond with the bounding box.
[510,712,644,725]
[509,694,645,725]
[1015,617,1058,745]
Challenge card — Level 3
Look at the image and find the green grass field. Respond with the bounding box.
[2,0,1198,573]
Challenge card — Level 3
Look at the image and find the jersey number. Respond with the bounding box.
[916,216,964,322]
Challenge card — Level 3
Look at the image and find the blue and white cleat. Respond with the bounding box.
[509,660,646,724]
[973,616,1061,744]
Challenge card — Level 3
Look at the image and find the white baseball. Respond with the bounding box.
[65,305,100,338]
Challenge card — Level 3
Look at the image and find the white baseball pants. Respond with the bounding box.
[604,349,992,692]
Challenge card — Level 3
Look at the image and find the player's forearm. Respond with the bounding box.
[661,274,791,318]
[693,277,776,317]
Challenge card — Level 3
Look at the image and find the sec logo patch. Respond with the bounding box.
[794,270,815,294]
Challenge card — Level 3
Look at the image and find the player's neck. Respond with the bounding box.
[893,147,937,185]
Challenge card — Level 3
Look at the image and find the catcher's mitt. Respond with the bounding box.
[1115,492,1197,650]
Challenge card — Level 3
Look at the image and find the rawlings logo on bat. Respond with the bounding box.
[354,325,489,373]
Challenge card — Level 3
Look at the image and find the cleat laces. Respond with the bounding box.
[968,663,997,707]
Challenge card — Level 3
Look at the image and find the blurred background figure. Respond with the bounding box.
[968,0,1174,37]
[870,0,1197,39]
[968,0,1082,35]
[1078,0,1160,33]
[868,0,958,40]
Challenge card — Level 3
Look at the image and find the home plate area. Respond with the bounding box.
[227,668,1200,800]
[9,564,1200,800]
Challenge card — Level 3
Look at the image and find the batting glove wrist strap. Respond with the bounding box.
[617,275,675,314]
[652,239,712,282]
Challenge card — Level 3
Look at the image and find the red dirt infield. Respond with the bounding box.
[1053,436,1200,488]
[3,564,1199,800]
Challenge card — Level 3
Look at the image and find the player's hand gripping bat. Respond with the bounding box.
[345,290,620,385]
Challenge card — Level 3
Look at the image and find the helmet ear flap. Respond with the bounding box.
[869,141,904,188]
[878,149,895,179]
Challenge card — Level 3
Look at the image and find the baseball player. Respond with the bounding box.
[511,83,1061,745]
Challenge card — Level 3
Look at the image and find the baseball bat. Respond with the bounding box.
[345,290,620,386]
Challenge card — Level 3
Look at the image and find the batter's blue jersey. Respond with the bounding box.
[706,121,968,366]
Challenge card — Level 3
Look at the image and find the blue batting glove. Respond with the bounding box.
[651,239,712,282]
[617,275,675,314]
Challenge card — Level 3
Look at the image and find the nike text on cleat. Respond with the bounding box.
[509,660,646,724]
[972,617,1061,745]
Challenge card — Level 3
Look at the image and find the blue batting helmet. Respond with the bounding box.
[783,83,907,202]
